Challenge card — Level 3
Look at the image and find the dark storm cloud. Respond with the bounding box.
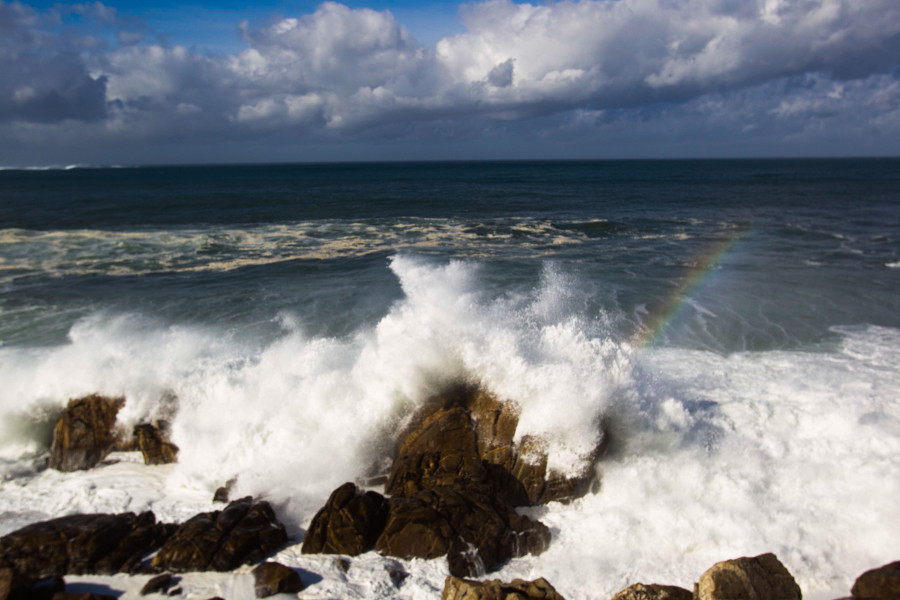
[0,0,899,162]
[0,2,107,122]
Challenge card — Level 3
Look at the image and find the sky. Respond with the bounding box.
[1,0,899,165]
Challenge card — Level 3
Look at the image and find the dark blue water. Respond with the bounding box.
[1,159,899,352]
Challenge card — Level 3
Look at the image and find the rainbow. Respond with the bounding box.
[632,227,748,349]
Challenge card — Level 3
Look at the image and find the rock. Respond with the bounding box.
[386,384,604,507]
[301,482,389,555]
[0,511,173,584]
[149,498,288,572]
[51,594,117,600]
[695,553,801,600]
[852,561,900,600]
[252,562,304,598]
[140,573,174,595]
[611,583,693,600]
[441,575,567,600]
[213,479,237,503]
[134,422,179,465]
[49,395,125,472]
[0,568,14,600]
[375,486,550,577]
[385,402,488,497]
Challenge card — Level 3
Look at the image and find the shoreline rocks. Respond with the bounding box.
[49,395,125,472]
[0,499,288,599]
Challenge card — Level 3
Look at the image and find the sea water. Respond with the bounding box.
[0,159,898,599]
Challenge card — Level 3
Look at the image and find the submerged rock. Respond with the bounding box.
[611,583,693,600]
[134,421,179,465]
[48,395,125,472]
[301,482,389,555]
[694,553,801,600]
[149,497,287,572]
[441,575,567,600]
[252,562,304,598]
[852,561,900,600]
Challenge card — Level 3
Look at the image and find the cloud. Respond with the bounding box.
[0,0,899,162]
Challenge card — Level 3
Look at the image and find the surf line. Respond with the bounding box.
[631,227,749,349]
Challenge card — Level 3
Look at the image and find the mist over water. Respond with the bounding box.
[0,160,898,598]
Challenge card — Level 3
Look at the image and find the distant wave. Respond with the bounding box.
[0,164,134,171]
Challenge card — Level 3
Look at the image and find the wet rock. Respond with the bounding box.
[611,583,693,600]
[386,384,604,507]
[134,422,179,465]
[0,568,12,600]
[441,575,567,600]
[375,486,550,577]
[301,482,389,555]
[140,573,174,595]
[695,553,801,600]
[386,403,487,497]
[252,562,303,598]
[852,561,900,600]
[0,511,173,583]
[213,478,237,504]
[149,498,288,572]
[49,395,125,472]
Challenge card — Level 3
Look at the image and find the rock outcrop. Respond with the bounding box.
[301,482,389,555]
[694,553,801,600]
[0,499,289,597]
[441,575,567,600]
[375,486,550,577]
[385,383,604,506]
[134,421,179,465]
[252,562,304,598]
[852,561,900,600]
[48,395,125,472]
[0,511,174,593]
[611,583,693,600]
[149,497,287,572]
[302,383,600,576]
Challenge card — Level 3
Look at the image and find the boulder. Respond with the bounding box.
[694,553,801,600]
[140,573,175,595]
[49,395,125,472]
[385,403,488,497]
[374,486,550,577]
[611,583,693,600]
[149,498,287,572]
[301,482,389,555]
[852,561,900,600]
[0,511,173,585]
[441,575,567,600]
[386,384,604,507]
[0,568,13,600]
[134,422,179,465]
[252,562,304,598]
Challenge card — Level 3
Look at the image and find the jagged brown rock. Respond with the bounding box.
[134,422,179,465]
[441,575,567,600]
[386,383,604,507]
[611,583,693,600]
[694,553,801,600]
[149,497,287,572]
[852,561,900,600]
[49,395,125,472]
[301,482,389,555]
[0,511,174,594]
[252,562,304,598]
[374,486,550,577]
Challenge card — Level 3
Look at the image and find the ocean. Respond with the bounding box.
[0,159,898,599]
